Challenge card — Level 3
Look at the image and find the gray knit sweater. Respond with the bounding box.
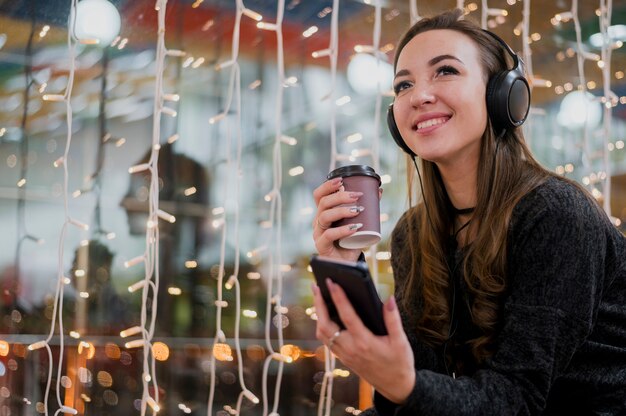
[363,176,626,415]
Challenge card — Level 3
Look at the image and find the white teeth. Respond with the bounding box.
[416,117,448,130]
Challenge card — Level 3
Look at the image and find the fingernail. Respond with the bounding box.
[348,223,363,231]
[349,206,365,213]
[325,278,335,291]
[338,185,345,192]
[348,192,363,199]
[330,178,342,186]
[386,296,397,311]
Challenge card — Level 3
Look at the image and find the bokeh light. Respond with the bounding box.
[152,342,170,361]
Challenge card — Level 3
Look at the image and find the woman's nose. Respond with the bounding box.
[409,84,436,107]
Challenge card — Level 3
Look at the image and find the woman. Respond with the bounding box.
[311,9,626,415]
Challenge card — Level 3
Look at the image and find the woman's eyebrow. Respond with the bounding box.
[394,54,465,80]
[393,69,411,80]
[428,54,464,66]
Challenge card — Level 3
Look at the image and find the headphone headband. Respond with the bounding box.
[481,29,523,73]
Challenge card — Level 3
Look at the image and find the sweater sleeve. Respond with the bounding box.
[373,181,609,415]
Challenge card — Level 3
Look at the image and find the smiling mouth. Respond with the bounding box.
[414,117,450,131]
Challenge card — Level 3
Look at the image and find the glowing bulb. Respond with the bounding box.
[120,326,142,338]
[243,389,260,404]
[213,343,233,361]
[124,339,145,349]
[243,8,262,21]
[128,280,146,293]
[124,255,145,268]
[28,341,47,351]
[74,0,121,46]
[168,286,182,295]
[146,396,160,412]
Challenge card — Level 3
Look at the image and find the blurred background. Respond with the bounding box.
[0,0,625,415]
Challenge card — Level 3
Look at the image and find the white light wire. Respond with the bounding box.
[326,0,340,173]
[260,2,288,414]
[29,1,80,415]
[569,0,594,189]
[365,0,384,409]
[315,1,340,415]
[206,0,257,413]
[521,1,536,90]
[409,0,419,24]
[125,0,175,414]
[599,0,614,215]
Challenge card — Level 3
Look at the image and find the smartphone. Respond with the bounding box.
[309,255,387,336]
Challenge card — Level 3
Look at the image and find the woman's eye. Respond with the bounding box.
[393,81,411,94]
[436,65,459,76]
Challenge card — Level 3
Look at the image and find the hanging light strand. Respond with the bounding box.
[257,1,289,415]
[124,1,179,414]
[206,0,259,414]
[28,1,81,415]
[410,0,421,24]
[569,0,594,187]
[313,2,341,415]
[598,0,614,215]
[311,0,340,173]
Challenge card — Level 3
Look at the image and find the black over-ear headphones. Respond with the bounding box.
[387,29,531,157]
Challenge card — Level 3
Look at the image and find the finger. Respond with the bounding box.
[313,178,343,205]
[315,205,365,233]
[317,190,364,215]
[314,223,363,256]
[382,296,406,343]
[326,278,370,336]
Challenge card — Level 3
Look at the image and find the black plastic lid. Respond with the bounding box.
[327,165,381,184]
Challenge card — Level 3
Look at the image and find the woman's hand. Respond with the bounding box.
[312,177,365,262]
[312,279,416,404]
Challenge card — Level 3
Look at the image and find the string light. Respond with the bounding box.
[311,48,332,58]
[127,280,147,293]
[554,0,615,214]
[156,209,176,223]
[26,7,83,416]
[280,135,297,145]
[598,0,614,215]
[42,94,65,102]
[128,163,150,174]
[124,255,145,268]
[165,49,186,57]
[242,8,263,21]
[120,326,143,338]
[59,406,78,415]
[205,1,260,415]
[257,22,278,31]
[124,339,146,349]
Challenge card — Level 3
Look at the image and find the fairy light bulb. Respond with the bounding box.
[28,341,47,351]
[120,326,142,338]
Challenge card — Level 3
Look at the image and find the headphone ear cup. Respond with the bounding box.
[387,104,416,157]
[485,70,508,130]
[486,70,530,131]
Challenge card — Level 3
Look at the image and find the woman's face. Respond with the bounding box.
[393,29,489,168]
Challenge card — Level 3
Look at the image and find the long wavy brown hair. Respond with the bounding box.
[395,9,554,363]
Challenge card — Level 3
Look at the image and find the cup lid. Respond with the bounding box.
[327,165,381,184]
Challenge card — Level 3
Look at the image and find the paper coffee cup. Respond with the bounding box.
[327,165,381,249]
